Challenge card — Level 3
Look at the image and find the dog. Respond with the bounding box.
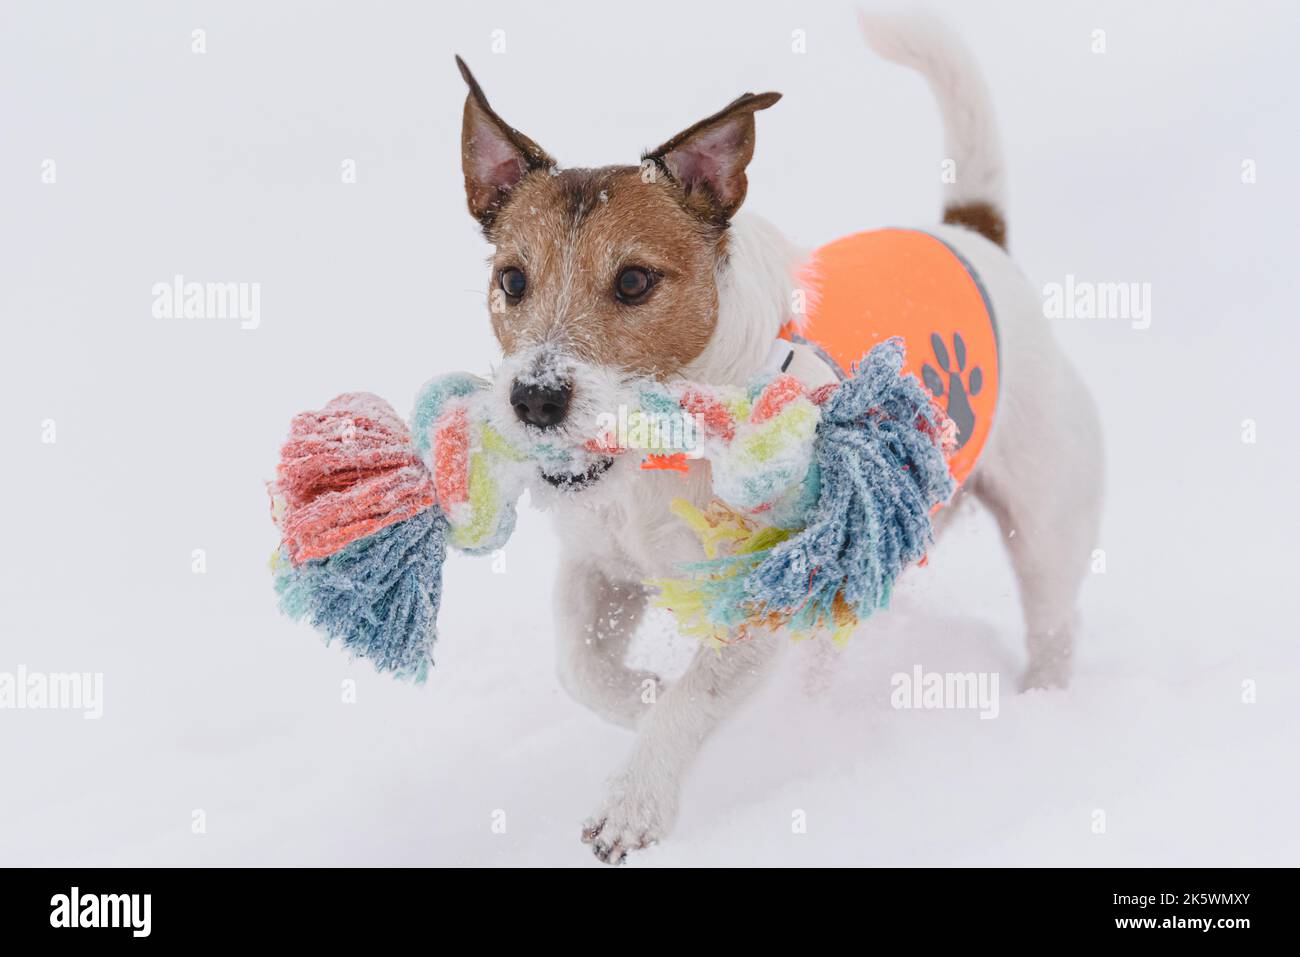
[454,11,1103,864]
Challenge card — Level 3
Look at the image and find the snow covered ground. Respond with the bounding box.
[2,0,1297,866]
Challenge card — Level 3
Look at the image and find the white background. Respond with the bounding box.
[2,0,1297,865]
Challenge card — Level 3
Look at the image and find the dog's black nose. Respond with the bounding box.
[510,379,571,429]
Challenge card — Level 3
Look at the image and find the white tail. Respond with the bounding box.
[857,8,1006,214]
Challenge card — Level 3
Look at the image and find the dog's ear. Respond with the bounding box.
[457,56,555,229]
[644,91,781,225]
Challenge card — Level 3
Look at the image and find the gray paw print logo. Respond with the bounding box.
[922,331,982,448]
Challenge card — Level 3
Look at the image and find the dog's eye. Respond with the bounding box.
[615,267,655,304]
[499,267,526,300]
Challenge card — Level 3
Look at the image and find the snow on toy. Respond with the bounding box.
[267,338,956,679]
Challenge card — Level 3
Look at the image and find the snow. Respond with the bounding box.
[1,0,1297,866]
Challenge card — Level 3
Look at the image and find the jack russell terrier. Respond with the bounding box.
[454,11,1103,864]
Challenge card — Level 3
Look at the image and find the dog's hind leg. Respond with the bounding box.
[553,558,658,729]
[582,633,781,863]
[870,6,1107,690]
[970,351,1104,690]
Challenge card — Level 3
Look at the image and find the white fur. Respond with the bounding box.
[548,13,1102,864]
[685,212,800,385]
[857,8,1006,210]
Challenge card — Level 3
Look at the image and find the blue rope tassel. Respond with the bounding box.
[274,508,447,682]
[675,338,955,637]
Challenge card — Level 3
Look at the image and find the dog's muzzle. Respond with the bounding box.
[539,456,615,491]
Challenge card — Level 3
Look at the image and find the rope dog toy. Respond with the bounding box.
[267,339,955,679]
[650,339,956,646]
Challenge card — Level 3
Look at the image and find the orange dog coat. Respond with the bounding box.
[784,228,999,485]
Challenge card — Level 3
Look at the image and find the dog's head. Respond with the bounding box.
[456,57,779,489]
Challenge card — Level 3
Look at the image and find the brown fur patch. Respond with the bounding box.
[486,166,725,377]
[942,200,1007,249]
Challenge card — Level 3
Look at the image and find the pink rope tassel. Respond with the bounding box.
[272,393,434,564]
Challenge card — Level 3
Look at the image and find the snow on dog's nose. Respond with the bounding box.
[510,378,571,429]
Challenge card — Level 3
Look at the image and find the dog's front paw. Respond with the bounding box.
[581,776,676,865]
